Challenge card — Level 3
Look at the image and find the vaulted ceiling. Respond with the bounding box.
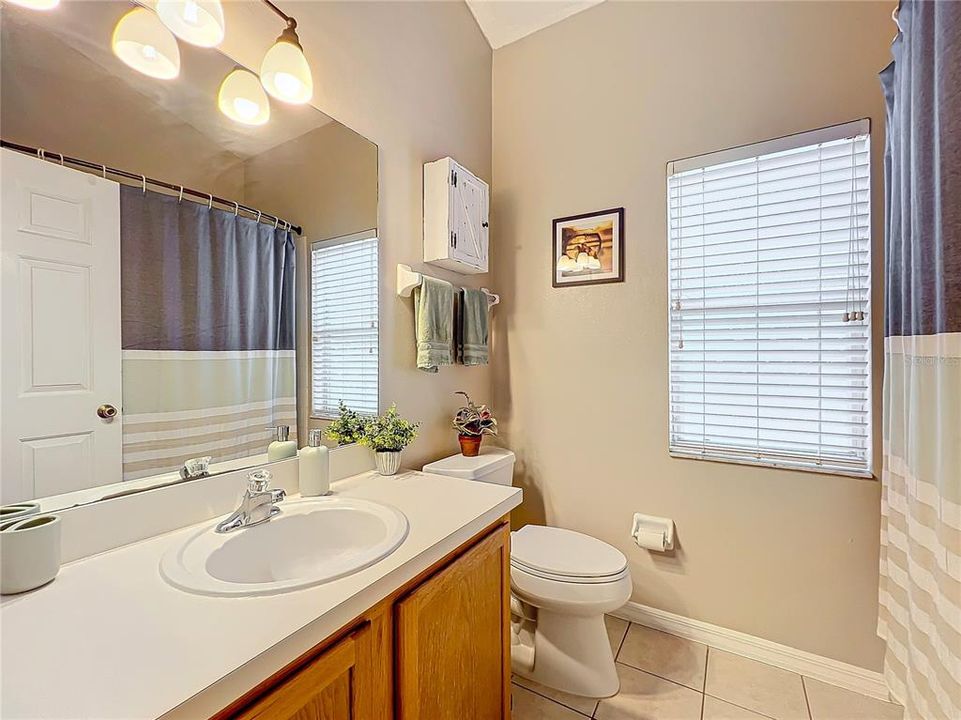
[466,0,604,49]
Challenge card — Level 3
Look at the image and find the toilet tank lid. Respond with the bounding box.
[422,447,515,480]
[511,525,628,579]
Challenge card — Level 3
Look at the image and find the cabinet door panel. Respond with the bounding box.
[232,626,370,720]
[395,524,510,720]
[452,168,488,271]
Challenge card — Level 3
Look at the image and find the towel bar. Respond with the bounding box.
[396,264,499,307]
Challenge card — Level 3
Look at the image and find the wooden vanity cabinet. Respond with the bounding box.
[232,626,376,720]
[395,526,510,720]
[223,519,511,720]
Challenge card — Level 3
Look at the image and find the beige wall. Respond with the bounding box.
[243,122,378,443]
[220,1,493,466]
[0,17,246,198]
[244,122,378,244]
[492,1,892,670]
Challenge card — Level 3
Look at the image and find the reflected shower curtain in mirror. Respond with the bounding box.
[878,2,961,718]
[119,187,296,481]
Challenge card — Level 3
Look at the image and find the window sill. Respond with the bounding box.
[668,450,876,480]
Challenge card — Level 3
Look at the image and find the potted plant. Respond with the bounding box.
[452,391,497,457]
[324,401,370,446]
[360,404,420,475]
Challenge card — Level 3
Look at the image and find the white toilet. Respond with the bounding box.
[423,448,631,698]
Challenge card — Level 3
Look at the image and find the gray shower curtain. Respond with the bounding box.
[119,187,296,480]
[877,2,961,718]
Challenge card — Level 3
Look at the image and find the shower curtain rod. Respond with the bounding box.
[1,139,303,236]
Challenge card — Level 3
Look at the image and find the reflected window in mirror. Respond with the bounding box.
[0,0,378,511]
[310,231,380,420]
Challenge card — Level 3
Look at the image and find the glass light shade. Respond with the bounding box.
[112,8,180,80]
[7,0,60,9]
[575,252,591,270]
[260,32,313,104]
[156,0,224,48]
[218,69,270,126]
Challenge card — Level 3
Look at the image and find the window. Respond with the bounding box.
[311,231,379,418]
[667,120,872,476]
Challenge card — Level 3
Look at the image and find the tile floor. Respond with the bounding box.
[511,616,904,720]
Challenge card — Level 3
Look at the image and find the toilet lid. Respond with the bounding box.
[511,526,627,580]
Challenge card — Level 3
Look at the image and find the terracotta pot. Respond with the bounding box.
[458,434,482,457]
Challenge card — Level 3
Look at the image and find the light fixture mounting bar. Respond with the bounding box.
[261,0,295,28]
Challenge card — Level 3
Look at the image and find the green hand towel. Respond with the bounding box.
[414,276,454,373]
[458,288,489,366]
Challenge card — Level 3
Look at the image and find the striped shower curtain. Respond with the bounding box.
[877,2,961,718]
[119,187,296,481]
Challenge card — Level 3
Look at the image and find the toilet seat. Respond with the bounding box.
[511,526,628,584]
[510,559,629,584]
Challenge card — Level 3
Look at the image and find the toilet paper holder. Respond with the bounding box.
[631,513,675,552]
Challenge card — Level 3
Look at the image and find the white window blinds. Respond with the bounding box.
[311,232,379,418]
[667,120,872,476]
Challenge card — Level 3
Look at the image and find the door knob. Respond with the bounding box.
[97,404,118,419]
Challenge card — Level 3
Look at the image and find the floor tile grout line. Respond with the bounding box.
[614,659,704,695]
[700,647,709,720]
[703,647,710,693]
[702,692,780,720]
[510,680,593,719]
[801,675,813,720]
[612,618,629,659]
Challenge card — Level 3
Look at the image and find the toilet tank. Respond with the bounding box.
[422,448,516,486]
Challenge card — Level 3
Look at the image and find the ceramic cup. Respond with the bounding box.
[0,514,61,595]
[0,502,41,523]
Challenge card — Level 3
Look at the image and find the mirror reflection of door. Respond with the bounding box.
[0,149,122,504]
[0,1,378,512]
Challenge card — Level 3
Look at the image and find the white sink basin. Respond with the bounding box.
[160,497,409,597]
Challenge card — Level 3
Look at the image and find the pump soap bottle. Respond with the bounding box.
[267,425,297,462]
[300,429,330,496]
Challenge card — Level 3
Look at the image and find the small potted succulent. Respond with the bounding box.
[360,404,421,475]
[452,391,497,457]
[324,401,370,446]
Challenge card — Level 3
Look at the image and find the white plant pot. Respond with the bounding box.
[375,451,402,476]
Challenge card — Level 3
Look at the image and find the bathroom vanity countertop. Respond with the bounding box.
[0,470,522,720]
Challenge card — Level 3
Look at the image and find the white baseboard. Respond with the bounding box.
[612,601,890,702]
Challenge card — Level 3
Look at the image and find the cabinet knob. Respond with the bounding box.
[482,222,489,228]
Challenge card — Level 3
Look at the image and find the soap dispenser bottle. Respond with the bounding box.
[267,425,297,462]
[299,428,331,496]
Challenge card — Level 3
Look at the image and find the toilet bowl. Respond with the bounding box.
[423,449,632,698]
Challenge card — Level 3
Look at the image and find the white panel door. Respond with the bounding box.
[1,149,122,503]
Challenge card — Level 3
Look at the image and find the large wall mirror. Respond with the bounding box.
[0,1,378,511]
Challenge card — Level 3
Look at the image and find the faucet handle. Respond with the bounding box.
[247,469,272,493]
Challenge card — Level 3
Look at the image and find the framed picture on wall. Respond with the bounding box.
[552,207,624,287]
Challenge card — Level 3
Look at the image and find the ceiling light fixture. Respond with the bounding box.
[259,1,313,105]
[111,7,180,80]
[156,0,225,48]
[6,0,60,9]
[218,68,270,126]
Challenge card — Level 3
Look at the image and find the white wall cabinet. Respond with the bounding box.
[423,157,489,275]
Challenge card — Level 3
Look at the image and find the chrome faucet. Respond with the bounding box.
[215,469,286,533]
